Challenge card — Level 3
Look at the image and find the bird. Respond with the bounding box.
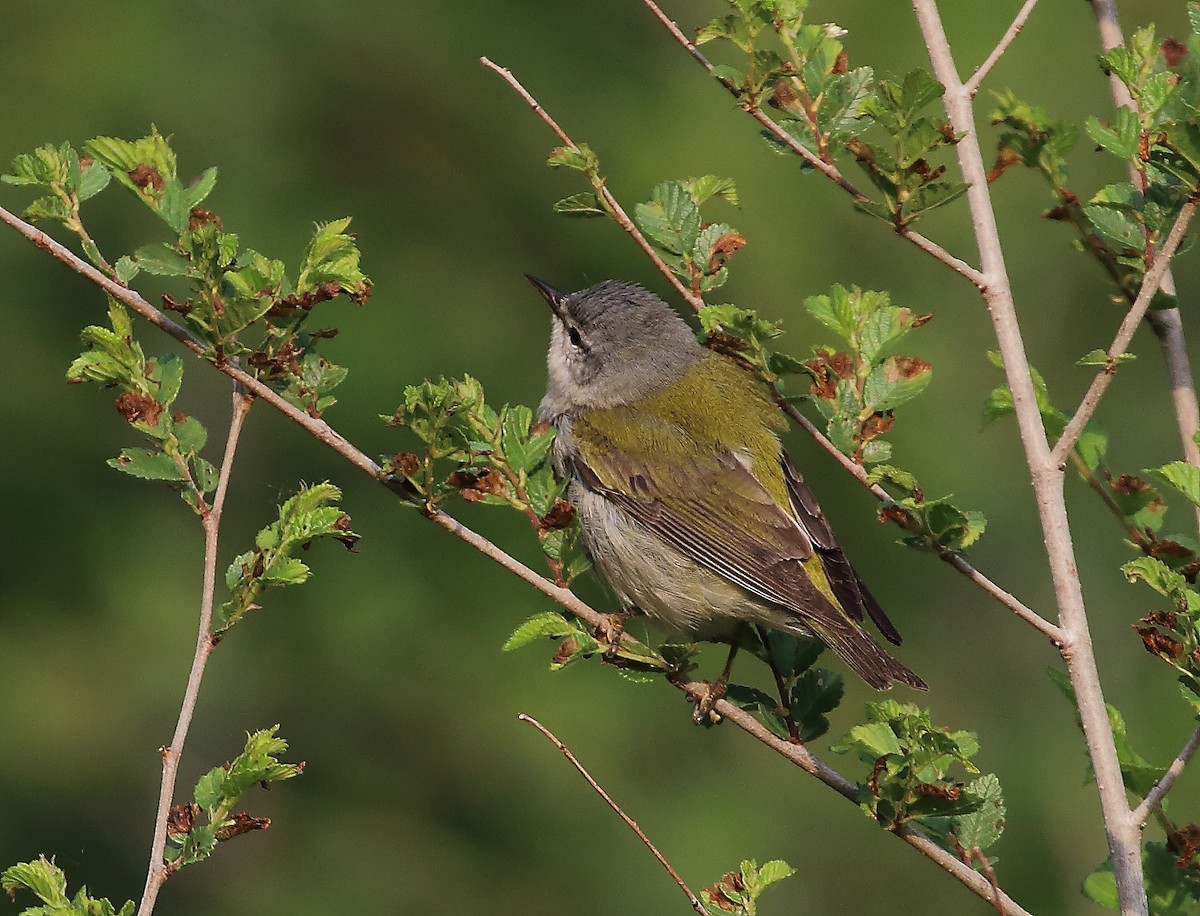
[529,275,926,697]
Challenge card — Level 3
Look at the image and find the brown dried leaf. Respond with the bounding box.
[114,390,163,427]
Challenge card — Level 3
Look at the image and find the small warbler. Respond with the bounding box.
[529,276,926,694]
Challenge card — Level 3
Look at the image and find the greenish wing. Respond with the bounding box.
[573,436,859,636]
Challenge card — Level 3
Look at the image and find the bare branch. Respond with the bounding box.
[519,715,708,916]
[963,0,1042,98]
[480,56,704,312]
[1132,720,1200,827]
[639,0,987,288]
[1050,199,1199,468]
[1087,0,1200,535]
[137,390,254,916]
[910,2,1147,913]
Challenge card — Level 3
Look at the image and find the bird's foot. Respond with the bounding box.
[691,675,729,726]
[594,611,629,659]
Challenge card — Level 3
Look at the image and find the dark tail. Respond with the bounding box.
[815,623,927,691]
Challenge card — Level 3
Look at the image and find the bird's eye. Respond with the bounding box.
[567,325,585,349]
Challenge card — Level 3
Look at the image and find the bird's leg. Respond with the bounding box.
[756,625,803,744]
[692,641,739,725]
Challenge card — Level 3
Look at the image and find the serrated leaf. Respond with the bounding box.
[108,448,186,481]
[1149,460,1200,506]
[552,191,606,217]
[503,612,577,650]
[135,242,193,277]
[546,144,598,172]
[1086,109,1141,161]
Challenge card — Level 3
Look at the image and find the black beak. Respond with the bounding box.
[525,274,569,325]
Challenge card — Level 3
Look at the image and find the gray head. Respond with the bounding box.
[528,276,703,417]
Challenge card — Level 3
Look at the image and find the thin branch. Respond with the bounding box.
[639,0,987,289]
[1132,720,1200,827]
[781,401,1061,641]
[1088,0,1200,536]
[480,56,704,313]
[136,390,254,916]
[2,199,1033,916]
[1050,199,1199,468]
[963,0,1042,98]
[911,2,1147,913]
[518,714,708,916]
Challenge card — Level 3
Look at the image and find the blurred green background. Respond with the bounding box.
[3,1,1200,913]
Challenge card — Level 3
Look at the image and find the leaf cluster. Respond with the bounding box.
[4,131,368,419]
[67,300,216,514]
[696,1,874,164]
[634,176,744,295]
[850,70,967,228]
[1,857,133,916]
[700,858,795,916]
[990,9,1200,307]
[383,377,589,584]
[832,701,1006,860]
[220,482,359,634]
[165,726,303,870]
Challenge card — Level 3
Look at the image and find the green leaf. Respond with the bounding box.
[503,612,580,650]
[135,242,193,277]
[754,860,796,889]
[634,180,701,257]
[552,191,606,217]
[1086,109,1141,161]
[1084,204,1145,251]
[108,448,186,481]
[1124,555,1187,598]
[546,144,598,172]
[1149,460,1200,506]
[954,773,1006,850]
[1076,349,1136,367]
[1,856,70,907]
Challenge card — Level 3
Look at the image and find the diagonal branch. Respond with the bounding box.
[910,2,1147,913]
[963,0,1042,98]
[1050,199,1199,468]
[518,714,707,916]
[480,56,704,313]
[1132,720,1200,827]
[2,199,1031,916]
[639,0,987,289]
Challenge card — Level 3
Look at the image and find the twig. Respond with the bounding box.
[1132,720,1200,827]
[639,0,987,289]
[1088,0,1200,536]
[480,57,704,313]
[136,390,254,916]
[2,200,1031,916]
[518,714,708,916]
[911,2,1147,913]
[963,0,1042,98]
[780,401,1061,641]
[1050,199,1199,468]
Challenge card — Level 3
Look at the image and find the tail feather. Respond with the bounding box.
[816,623,927,691]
